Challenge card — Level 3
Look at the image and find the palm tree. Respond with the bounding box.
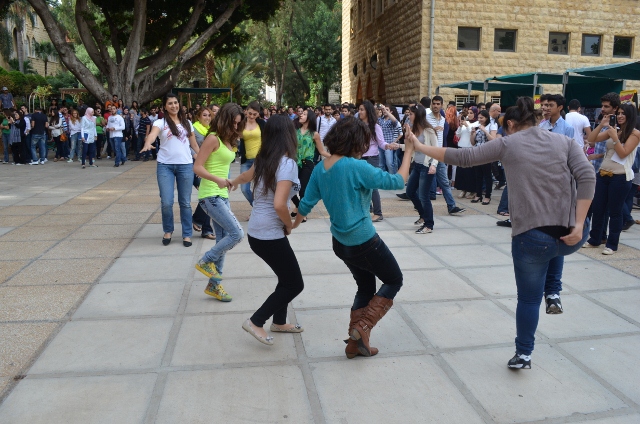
[33,41,58,76]
[204,51,215,105]
[213,53,263,103]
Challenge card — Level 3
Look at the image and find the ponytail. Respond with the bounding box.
[503,97,536,130]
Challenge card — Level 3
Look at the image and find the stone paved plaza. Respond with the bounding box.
[1,161,640,423]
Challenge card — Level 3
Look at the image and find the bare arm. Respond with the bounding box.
[274,180,294,235]
[610,128,640,158]
[230,163,255,187]
[314,132,330,158]
[141,126,161,151]
[587,118,612,146]
[188,132,199,156]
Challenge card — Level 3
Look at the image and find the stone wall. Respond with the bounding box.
[344,0,640,104]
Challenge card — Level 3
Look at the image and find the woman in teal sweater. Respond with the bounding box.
[293,117,414,359]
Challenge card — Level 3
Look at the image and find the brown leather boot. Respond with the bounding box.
[350,295,393,357]
[344,309,378,359]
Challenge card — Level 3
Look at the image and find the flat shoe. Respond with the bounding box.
[372,215,383,222]
[582,242,598,248]
[270,323,304,333]
[202,233,216,240]
[183,239,192,247]
[193,223,202,232]
[162,237,171,246]
[242,319,273,345]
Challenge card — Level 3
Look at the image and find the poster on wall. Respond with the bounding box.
[533,95,541,109]
[620,90,637,105]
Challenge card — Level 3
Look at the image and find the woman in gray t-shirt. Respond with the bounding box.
[230,115,303,346]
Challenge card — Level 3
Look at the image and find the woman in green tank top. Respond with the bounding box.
[193,103,246,302]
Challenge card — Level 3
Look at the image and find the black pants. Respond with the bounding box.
[474,163,493,199]
[332,234,403,310]
[291,160,314,207]
[249,235,304,327]
[82,142,96,165]
[11,142,23,164]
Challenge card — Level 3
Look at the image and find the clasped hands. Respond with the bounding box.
[216,178,237,190]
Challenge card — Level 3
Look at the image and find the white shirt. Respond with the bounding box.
[23,116,30,134]
[456,123,473,148]
[564,111,591,148]
[426,111,445,147]
[154,118,195,165]
[106,115,125,137]
[148,113,158,123]
[488,117,498,133]
[316,115,336,142]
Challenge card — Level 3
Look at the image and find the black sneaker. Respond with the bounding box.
[396,193,409,200]
[448,206,466,214]
[496,219,512,227]
[545,294,563,314]
[622,220,635,231]
[415,223,432,234]
[414,217,424,226]
[508,353,531,369]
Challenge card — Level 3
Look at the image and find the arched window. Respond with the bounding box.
[32,38,37,58]
[23,37,29,59]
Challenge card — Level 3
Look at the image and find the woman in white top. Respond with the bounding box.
[230,114,304,345]
[454,112,477,198]
[67,109,82,162]
[49,109,65,161]
[141,93,200,247]
[80,107,98,168]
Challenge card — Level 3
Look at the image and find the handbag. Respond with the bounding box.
[60,132,67,142]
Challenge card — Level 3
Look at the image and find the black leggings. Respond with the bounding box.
[474,163,493,199]
[248,235,304,327]
[291,160,314,208]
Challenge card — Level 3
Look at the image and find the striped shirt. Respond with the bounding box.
[377,117,401,144]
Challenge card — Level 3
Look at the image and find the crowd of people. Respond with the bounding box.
[2,87,637,370]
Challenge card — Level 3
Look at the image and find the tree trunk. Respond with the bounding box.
[16,29,24,73]
[43,59,47,76]
[205,53,214,105]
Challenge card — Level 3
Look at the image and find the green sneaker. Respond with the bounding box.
[204,282,232,302]
[196,261,222,281]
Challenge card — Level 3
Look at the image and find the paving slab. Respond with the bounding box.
[155,367,314,424]
[69,223,145,240]
[120,237,195,257]
[73,281,185,318]
[41,238,130,259]
[185,278,277,314]
[442,344,627,423]
[312,356,484,423]
[498,294,639,339]
[589,289,640,323]
[0,285,89,321]
[0,374,157,424]
[403,300,515,349]
[405,227,481,246]
[457,265,517,296]
[5,258,112,286]
[100,254,195,282]
[171,314,298,366]
[560,335,640,405]
[386,246,444,270]
[29,318,173,374]
[0,323,58,377]
[394,269,483,302]
[561,261,640,291]
[430,244,513,268]
[0,260,28,284]
[292,273,374,309]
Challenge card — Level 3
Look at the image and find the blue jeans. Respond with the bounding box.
[511,223,589,355]
[588,174,631,251]
[363,155,382,216]
[2,135,9,162]
[240,158,254,205]
[112,136,126,165]
[81,142,96,165]
[406,162,435,229]
[332,234,403,310]
[157,163,194,238]
[378,148,397,174]
[430,162,456,210]
[199,196,244,274]
[69,133,80,159]
[623,183,637,223]
[497,184,509,214]
[31,134,46,161]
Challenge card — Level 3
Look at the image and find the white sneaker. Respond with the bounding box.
[67,159,73,163]
[43,158,48,163]
[2,161,7,164]
[29,160,39,165]
[39,160,45,165]
[582,242,598,248]
[602,247,615,255]
[15,163,22,165]
[107,156,111,159]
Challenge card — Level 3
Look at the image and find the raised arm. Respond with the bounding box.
[314,132,330,158]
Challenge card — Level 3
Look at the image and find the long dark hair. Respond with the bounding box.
[49,108,59,125]
[162,93,192,138]
[253,114,298,196]
[210,103,245,148]
[503,97,536,131]
[409,104,432,136]
[296,108,317,132]
[360,100,378,141]
[617,103,637,146]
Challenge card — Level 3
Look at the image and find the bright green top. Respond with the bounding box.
[2,119,9,136]
[296,128,315,167]
[198,136,235,199]
[95,116,105,135]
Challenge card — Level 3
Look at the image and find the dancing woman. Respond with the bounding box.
[193,103,246,302]
[408,97,595,369]
[230,115,305,345]
[293,117,415,358]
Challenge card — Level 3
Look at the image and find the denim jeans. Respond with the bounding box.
[497,185,509,214]
[363,155,382,216]
[112,136,126,165]
[588,174,631,251]
[511,223,589,355]
[68,133,80,159]
[430,162,456,210]
[332,234,403,310]
[240,158,254,205]
[378,147,397,174]
[157,163,194,238]
[2,135,9,162]
[199,196,244,274]
[406,162,435,229]
[81,142,96,166]
[31,134,46,161]
[623,183,638,223]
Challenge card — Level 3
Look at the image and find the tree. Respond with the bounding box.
[33,40,57,76]
[26,0,279,105]
[6,0,33,73]
[8,57,35,74]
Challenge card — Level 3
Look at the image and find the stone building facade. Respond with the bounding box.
[342,0,640,105]
[2,11,62,77]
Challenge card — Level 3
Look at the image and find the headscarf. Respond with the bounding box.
[445,104,458,131]
[85,107,96,123]
[468,106,479,123]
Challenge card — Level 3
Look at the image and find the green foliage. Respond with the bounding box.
[46,71,81,94]
[0,24,12,61]
[8,70,27,94]
[8,58,36,74]
[212,52,265,104]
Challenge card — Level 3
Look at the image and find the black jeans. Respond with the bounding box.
[249,235,304,327]
[588,173,631,250]
[291,160,314,207]
[474,163,493,199]
[332,234,403,311]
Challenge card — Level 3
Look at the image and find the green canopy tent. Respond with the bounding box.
[435,80,540,108]
[567,61,640,80]
[492,72,623,107]
[171,87,233,106]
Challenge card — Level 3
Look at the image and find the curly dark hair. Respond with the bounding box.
[209,103,245,148]
[323,117,371,158]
